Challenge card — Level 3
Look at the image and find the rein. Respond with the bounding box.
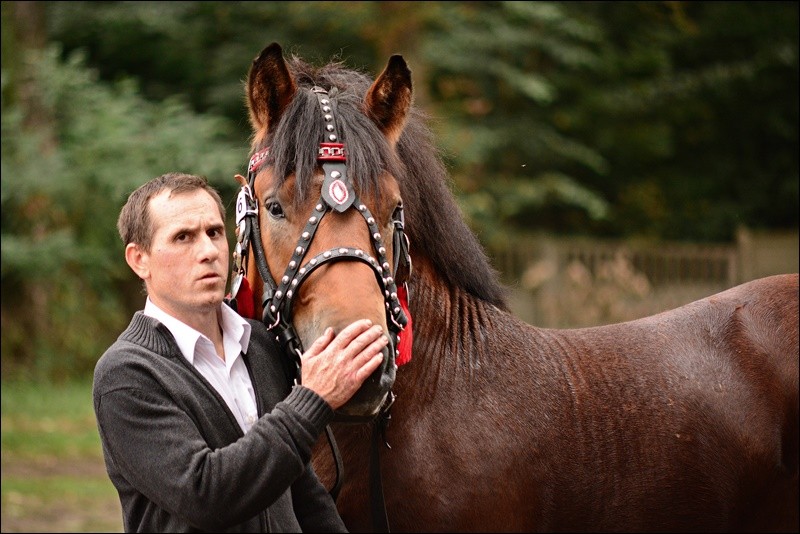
[227,86,412,532]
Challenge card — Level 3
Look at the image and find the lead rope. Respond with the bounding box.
[371,421,390,532]
[325,425,344,502]
[370,391,395,532]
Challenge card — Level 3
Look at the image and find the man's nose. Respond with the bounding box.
[198,234,221,261]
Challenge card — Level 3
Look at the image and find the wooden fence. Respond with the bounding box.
[489,227,799,328]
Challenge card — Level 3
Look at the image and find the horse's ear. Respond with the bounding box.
[365,55,412,146]
[247,42,297,136]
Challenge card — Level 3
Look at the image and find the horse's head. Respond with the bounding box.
[230,43,413,419]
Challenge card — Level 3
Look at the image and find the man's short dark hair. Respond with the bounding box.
[117,173,226,252]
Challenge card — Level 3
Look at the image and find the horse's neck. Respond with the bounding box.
[400,266,517,400]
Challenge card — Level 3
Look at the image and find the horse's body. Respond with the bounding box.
[318,274,798,532]
[234,42,799,532]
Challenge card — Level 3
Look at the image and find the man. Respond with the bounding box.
[93,172,386,532]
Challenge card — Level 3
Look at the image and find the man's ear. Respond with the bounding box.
[125,243,150,281]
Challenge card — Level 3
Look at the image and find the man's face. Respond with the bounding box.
[134,188,229,322]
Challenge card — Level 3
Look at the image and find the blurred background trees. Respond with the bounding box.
[2,1,797,380]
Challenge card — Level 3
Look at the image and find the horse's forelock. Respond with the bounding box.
[261,58,393,207]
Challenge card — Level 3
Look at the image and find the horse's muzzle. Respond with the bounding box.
[333,340,396,421]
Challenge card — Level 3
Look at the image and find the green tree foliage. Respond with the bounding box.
[420,1,798,243]
[1,1,797,378]
[569,2,799,241]
[43,1,797,244]
[1,45,244,380]
[419,1,612,247]
[46,1,416,140]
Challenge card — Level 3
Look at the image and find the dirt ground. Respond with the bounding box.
[1,455,123,533]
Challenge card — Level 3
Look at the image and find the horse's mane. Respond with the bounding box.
[255,55,508,309]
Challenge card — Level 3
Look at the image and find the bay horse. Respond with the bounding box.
[229,42,799,532]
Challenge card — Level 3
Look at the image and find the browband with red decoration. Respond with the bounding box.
[247,141,346,175]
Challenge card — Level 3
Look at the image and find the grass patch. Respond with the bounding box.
[1,380,102,459]
[4,475,114,500]
[1,379,122,532]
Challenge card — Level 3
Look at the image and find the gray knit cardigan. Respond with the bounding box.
[93,311,347,533]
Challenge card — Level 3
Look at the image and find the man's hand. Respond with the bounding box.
[300,319,388,410]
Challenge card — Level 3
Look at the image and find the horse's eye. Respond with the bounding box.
[265,200,285,219]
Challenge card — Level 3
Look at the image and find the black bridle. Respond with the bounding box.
[230,86,410,397]
[228,86,411,531]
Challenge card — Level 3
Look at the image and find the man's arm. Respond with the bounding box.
[291,462,348,532]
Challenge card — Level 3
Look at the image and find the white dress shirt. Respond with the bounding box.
[144,298,259,434]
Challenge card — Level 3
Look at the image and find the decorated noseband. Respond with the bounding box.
[229,86,412,383]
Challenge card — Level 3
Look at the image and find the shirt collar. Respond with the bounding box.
[143,298,252,364]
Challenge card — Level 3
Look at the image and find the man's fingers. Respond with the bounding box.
[352,336,388,380]
[301,319,378,363]
[357,353,384,382]
[328,319,374,351]
[303,327,334,359]
[356,335,389,363]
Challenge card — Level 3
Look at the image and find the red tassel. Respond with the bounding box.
[396,284,413,366]
[236,277,256,320]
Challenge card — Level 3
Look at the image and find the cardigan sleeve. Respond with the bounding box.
[291,461,348,532]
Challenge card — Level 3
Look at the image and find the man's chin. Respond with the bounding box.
[198,288,226,308]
